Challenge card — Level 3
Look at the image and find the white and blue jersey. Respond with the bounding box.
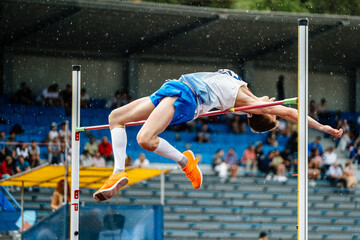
[149,69,247,125]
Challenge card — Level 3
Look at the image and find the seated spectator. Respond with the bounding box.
[13,82,33,105]
[58,122,70,142]
[16,142,29,160]
[80,88,90,108]
[337,130,351,152]
[5,132,17,156]
[133,153,150,168]
[270,150,287,182]
[260,151,276,180]
[350,145,360,167]
[344,161,357,191]
[280,147,293,171]
[241,145,257,174]
[1,156,13,179]
[80,150,93,167]
[84,136,98,156]
[60,84,72,116]
[225,147,239,181]
[105,90,127,109]
[308,136,323,155]
[259,231,268,240]
[92,151,106,167]
[125,155,133,167]
[195,122,212,143]
[308,148,322,180]
[48,122,59,141]
[309,100,318,120]
[28,140,41,168]
[51,179,70,211]
[48,137,62,164]
[98,136,113,161]
[266,130,278,147]
[277,118,290,136]
[0,131,5,160]
[39,84,61,106]
[15,156,30,174]
[327,162,346,188]
[212,149,228,181]
[322,147,337,175]
[231,115,246,134]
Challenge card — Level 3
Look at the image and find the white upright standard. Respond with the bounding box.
[71,65,81,240]
[297,18,309,240]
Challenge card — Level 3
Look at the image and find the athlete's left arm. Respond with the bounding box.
[252,105,343,138]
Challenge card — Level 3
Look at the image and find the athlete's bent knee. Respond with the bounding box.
[137,132,156,151]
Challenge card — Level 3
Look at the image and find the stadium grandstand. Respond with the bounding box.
[0,0,360,239]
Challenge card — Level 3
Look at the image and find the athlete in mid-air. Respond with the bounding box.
[93,69,343,201]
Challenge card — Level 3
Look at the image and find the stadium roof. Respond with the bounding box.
[1,0,360,71]
[0,165,171,188]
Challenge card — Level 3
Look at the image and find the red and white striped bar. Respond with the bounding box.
[76,97,297,132]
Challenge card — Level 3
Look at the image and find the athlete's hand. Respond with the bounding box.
[323,125,343,138]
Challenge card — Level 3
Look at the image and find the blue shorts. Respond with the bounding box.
[149,81,197,125]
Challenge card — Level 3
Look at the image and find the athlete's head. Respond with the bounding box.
[248,113,279,133]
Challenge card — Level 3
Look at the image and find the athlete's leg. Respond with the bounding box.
[137,97,202,189]
[94,98,155,201]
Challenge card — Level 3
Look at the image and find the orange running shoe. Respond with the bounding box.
[182,150,203,189]
[93,171,129,201]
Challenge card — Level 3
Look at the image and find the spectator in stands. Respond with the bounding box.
[80,88,91,108]
[344,161,357,191]
[266,129,278,147]
[39,84,61,106]
[270,150,287,182]
[16,142,29,160]
[13,82,33,105]
[48,137,62,164]
[308,136,323,155]
[277,118,290,136]
[255,143,266,171]
[28,140,41,168]
[322,147,337,175]
[58,122,70,142]
[98,136,113,161]
[133,153,150,168]
[259,231,268,240]
[308,148,322,180]
[241,145,257,174]
[84,136,98,156]
[225,147,239,181]
[318,98,329,124]
[195,121,212,143]
[350,144,360,167]
[125,155,132,167]
[92,151,106,167]
[15,156,30,173]
[327,162,346,188]
[0,131,6,159]
[337,130,351,152]
[0,156,13,179]
[212,149,228,182]
[286,131,298,155]
[280,147,293,171]
[48,122,59,141]
[105,90,127,109]
[60,84,72,116]
[309,100,318,120]
[51,179,70,211]
[231,115,246,134]
[5,132,17,156]
[80,150,93,167]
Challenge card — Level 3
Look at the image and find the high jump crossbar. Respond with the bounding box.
[75,97,298,132]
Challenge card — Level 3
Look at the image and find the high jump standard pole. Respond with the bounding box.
[70,65,81,240]
[298,18,309,240]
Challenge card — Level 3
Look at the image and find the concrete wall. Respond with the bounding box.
[250,67,350,112]
[5,54,124,99]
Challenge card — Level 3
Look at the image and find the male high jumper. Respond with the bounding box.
[93,69,343,201]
